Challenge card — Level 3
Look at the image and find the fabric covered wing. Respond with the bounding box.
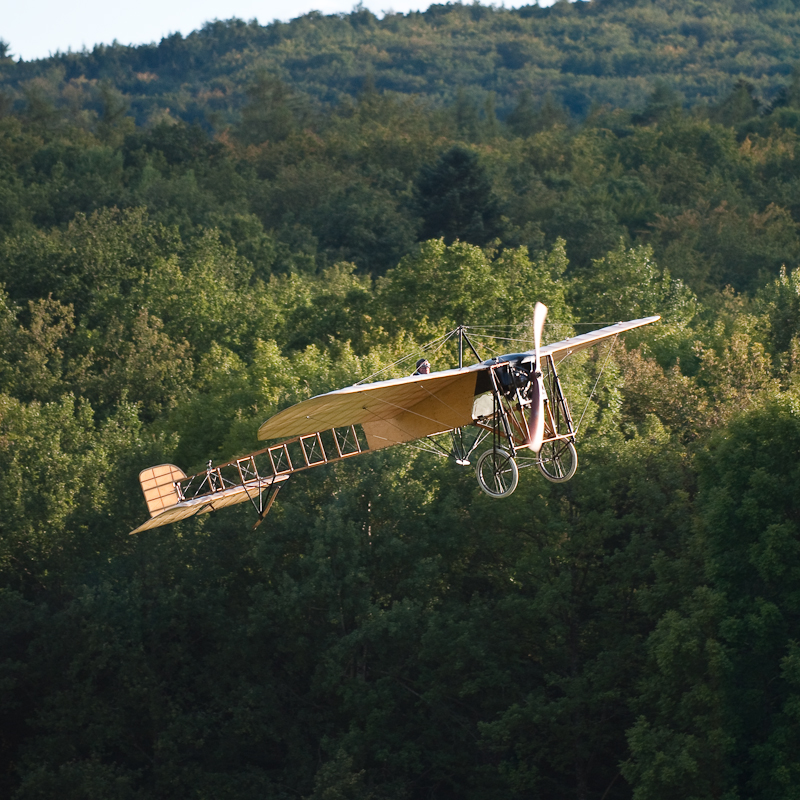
[257,368,483,450]
[533,316,660,363]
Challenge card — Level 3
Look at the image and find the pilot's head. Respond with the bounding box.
[415,358,431,375]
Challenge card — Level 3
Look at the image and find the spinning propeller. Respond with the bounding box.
[527,302,547,453]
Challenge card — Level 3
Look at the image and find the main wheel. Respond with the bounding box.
[476,447,519,498]
[537,439,578,483]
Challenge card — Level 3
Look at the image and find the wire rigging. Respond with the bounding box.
[354,330,456,385]
[575,334,619,434]
[354,321,631,384]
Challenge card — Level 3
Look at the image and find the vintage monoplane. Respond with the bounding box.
[130,305,659,534]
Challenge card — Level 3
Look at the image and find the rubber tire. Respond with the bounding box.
[537,439,578,483]
[476,447,519,498]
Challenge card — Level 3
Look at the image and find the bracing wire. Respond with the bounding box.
[354,322,620,386]
[462,322,637,329]
[465,338,505,358]
[354,330,456,385]
[466,335,534,348]
[575,334,619,434]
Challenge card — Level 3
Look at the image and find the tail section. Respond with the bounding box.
[138,464,187,517]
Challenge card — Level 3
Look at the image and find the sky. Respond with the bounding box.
[2,0,547,63]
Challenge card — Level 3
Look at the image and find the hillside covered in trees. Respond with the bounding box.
[3,0,800,125]
[5,1,800,798]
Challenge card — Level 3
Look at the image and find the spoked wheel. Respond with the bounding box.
[475,447,519,498]
[537,439,578,483]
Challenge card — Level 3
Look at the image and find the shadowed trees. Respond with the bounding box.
[415,146,504,246]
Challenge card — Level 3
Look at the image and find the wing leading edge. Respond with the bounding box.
[536,316,660,362]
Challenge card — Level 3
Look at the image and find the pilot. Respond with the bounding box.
[413,358,431,375]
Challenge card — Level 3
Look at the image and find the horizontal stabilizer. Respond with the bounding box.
[130,474,290,535]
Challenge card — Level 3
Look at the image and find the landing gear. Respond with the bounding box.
[537,439,578,483]
[475,447,519,498]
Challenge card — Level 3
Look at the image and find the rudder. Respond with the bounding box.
[139,464,187,517]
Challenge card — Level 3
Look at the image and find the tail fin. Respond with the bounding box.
[138,464,187,517]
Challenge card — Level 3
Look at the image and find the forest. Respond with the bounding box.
[4,0,800,125]
[4,0,800,797]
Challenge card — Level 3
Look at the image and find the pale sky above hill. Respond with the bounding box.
[3,0,554,62]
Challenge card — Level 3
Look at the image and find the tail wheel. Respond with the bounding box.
[537,439,578,483]
[476,447,519,498]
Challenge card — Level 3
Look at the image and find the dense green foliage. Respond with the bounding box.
[4,2,800,798]
[4,0,800,125]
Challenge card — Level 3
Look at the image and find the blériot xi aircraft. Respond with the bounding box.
[130,305,659,534]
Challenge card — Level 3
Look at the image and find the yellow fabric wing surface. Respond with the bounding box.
[257,368,482,450]
[538,316,660,362]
